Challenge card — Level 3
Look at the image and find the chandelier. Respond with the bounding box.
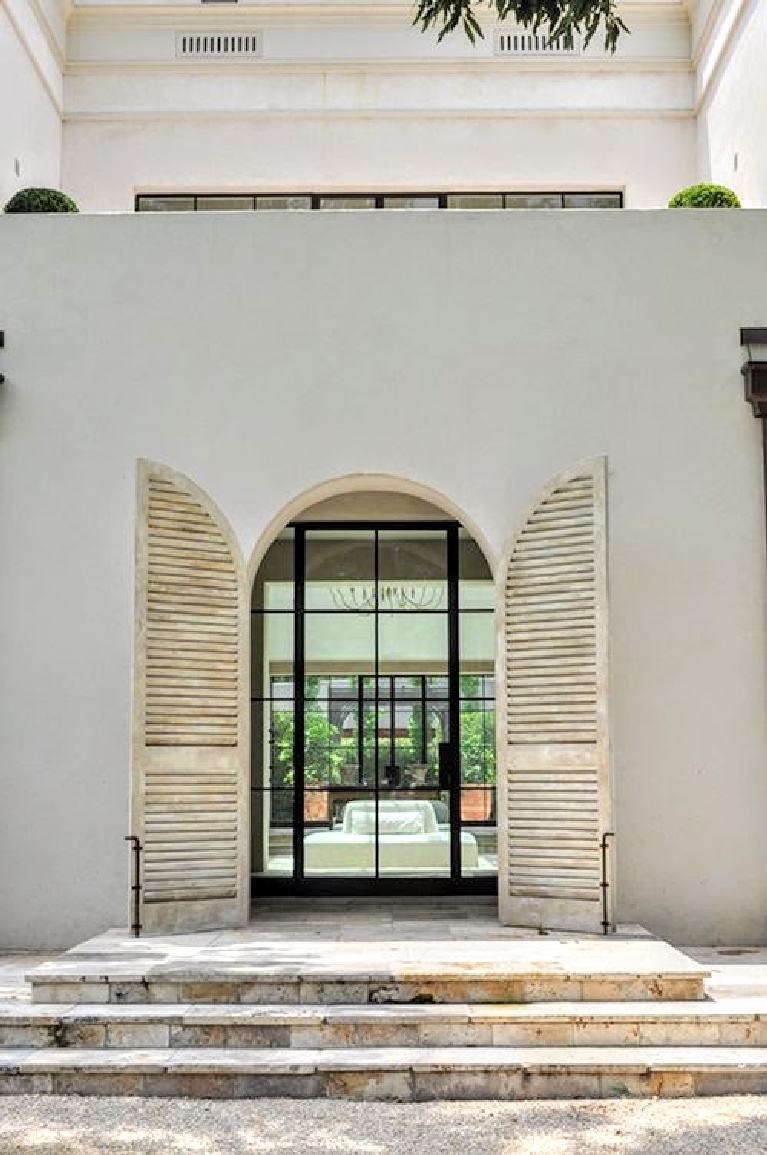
[330,583,444,612]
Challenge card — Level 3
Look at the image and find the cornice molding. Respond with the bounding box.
[131,180,627,192]
[64,56,694,74]
[67,0,691,28]
[0,0,63,112]
[62,105,694,120]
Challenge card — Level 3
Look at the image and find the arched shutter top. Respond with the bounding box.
[506,467,600,746]
[144,473,240,747]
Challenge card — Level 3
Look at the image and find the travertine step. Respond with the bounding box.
[32,972,706,1006]
[29,942,708,1006]
[2,1045,767,1099]
[27,937,709,1006]
[3,1000,767,1050]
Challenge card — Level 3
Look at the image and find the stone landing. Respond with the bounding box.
[25,922,707,1006]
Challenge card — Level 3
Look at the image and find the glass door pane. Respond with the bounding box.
[250,520,496,890]
[459,530,497,877]
[304,529,375,611]
[374,527,452,877]
[375,670,450,876]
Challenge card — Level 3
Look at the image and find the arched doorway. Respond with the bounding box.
[249,490,498,895]
[131,460,611,933]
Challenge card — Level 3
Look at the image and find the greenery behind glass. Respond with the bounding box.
[269,675,495,788]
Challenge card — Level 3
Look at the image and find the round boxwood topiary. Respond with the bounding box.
[3,187,79,213]
[668,183,741,208]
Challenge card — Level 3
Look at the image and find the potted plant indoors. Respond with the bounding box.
[460,703,496,821]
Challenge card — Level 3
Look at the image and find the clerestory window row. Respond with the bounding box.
[135,191,623,213]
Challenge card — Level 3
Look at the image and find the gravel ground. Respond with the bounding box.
[3,1095,767,1155]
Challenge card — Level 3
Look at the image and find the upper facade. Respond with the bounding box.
[1,0,765,210]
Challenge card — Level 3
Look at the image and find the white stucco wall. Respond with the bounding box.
[696,0,767,206]
[59,4,695,211]
[61,114,695,212]
[0,0,63,207]
[1,209,766,948]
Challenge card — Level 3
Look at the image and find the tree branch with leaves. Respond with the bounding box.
[413,0,628,52]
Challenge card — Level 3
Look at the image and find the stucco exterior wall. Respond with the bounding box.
[61,114,695,212]
[696,0,767,206]
[0,209,766,947]
[0,0,63,207]
[59,4,695,211]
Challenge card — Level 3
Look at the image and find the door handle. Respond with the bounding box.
[438,742,453,790]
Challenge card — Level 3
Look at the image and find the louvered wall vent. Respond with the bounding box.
[495,29,579,54]
[176,32,261,58]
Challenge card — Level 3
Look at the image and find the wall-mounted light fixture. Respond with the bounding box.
[741,328,767,552]
[741,328,767,416]
[0,331,4,385]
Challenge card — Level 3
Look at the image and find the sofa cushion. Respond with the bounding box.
[343,799,439,835]
[350,809,425,836]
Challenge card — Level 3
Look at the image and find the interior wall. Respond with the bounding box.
[0,0,63,207]
[1,210,767,946]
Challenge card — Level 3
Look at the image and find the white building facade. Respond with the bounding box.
[1,208,767,949]
[1,0,766,211]
[2,0,767,952]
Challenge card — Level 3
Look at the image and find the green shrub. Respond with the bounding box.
[4,187,79,213]
[668,183,741,208]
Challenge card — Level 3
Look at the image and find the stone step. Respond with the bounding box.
[3,1045,767,1099]
[32,972,707,1006]
[28,935,708,1006]
[4,1000,766,1050]
[29,951,708,1006]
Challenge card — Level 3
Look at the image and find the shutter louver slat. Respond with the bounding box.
[499,459,612,932]
[133,462,248,932]
[145,478,238,749]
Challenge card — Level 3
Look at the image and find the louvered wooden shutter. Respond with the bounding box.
[132,461,249,933]
[497,458,612,932]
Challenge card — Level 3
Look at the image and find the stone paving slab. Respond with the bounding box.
[26,936,707,986]
[7,944,767,1005]
[0,954,57,1004]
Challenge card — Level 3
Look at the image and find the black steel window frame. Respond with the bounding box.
[135,190,624,212]
[250,519,496,897]
[263,675,495,807]
[293,673,442,785]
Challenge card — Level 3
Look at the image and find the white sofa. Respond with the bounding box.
[304,799,479,873]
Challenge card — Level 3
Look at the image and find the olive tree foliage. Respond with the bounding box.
[413,0,628,51]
